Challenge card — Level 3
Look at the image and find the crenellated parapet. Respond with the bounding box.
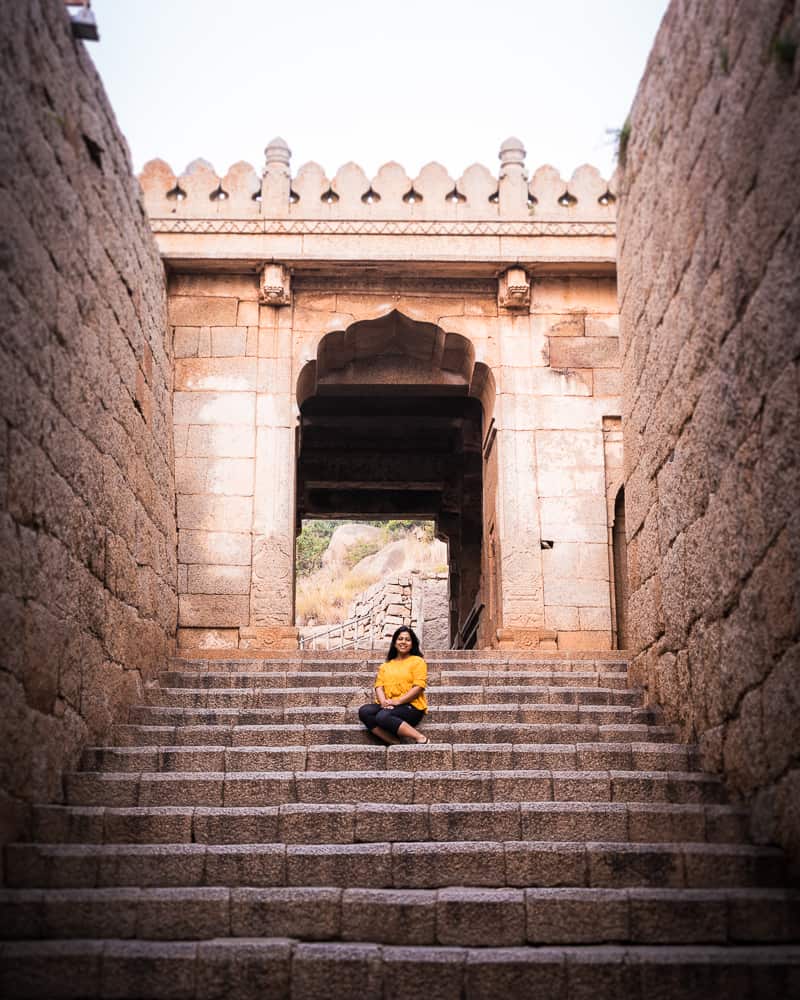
[139,137,617,231]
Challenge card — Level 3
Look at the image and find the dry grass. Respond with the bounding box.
[296,534,448,625]
[296,570,376,625]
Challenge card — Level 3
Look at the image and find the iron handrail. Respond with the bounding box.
[298,611,379,651]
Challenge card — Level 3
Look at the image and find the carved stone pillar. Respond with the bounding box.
[243,298,298,650]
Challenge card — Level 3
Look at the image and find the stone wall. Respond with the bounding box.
[348,574,417,643]
[349,572,450,649]
[168,271,623,653]
[0,0,176,844]
[532,278,620,650]
[146,138,623,655]
[170,273,259,651]
[418,573,451,649]
[618,0,800,862]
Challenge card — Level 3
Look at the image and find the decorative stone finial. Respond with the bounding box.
[499,137,526,171]
[265,137,291,168]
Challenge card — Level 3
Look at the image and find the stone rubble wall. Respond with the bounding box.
[618,0,800,862]
[337,572,450,649]
[0,0,177,845]
[348,575,417,642]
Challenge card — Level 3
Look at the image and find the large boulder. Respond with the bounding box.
[352,537,448,578]
[322,523,383,568]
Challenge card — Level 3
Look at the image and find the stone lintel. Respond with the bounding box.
[150,233,617,274]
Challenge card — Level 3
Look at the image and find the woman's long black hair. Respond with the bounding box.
[386,625,421,660]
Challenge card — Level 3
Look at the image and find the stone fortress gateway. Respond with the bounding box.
[141,138,626,655]
[3,0,799,991]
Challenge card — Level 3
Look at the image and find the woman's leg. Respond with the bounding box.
[396,720,428,744]
[358,703,381,729]
[359,703,402,745]
[370,726,402,746]
[376,705,427,744]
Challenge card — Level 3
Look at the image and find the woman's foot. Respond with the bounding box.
[417,736,431,745]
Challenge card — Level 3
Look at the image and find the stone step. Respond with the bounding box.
[172,655,630,673]
[5,841,785,891]
[113,721,680,747]
[3,938,798,1000]
[146,686,645,709]
[2,887,797,946]
[32,802,749,846]
[158,670,632,689]
[64,769,727,808]
[82,742,699,775]
[127,704,661,727]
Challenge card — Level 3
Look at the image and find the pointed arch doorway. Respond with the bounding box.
[296,310,494,647]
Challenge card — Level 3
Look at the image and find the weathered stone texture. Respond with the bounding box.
[420,574,450,649]
[618,0,800,864]
[0,0,176,838]
[157,150,621,654]
[167,272,259,649]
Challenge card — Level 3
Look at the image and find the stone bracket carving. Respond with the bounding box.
[496,627,558,650]
[259,263,292,306]
[239,626,299,651]
[498,267,531,310]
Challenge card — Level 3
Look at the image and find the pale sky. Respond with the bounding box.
[88,0,669,183]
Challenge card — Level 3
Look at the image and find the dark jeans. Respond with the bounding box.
[358,702,424,736]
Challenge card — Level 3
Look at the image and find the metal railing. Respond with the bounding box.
[299,612,382,651]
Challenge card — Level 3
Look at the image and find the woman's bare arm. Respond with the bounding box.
[383,685,424,708]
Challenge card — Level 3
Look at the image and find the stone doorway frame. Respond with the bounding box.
[292,309,493,647]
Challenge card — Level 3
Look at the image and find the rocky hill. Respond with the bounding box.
[296,521,447,625]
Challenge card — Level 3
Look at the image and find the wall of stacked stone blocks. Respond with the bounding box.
[170,273,262,648]
[618,0,800,862]
[344,572,450,649]
[166,270,623,654]
[418,573,451,649]
[0,0,177,843]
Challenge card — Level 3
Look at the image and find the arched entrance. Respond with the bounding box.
[296,311,492,646]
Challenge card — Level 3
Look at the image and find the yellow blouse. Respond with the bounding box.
[374,655,428,712]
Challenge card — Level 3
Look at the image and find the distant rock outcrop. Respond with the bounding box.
[296,523,448,626]
[352,537,448,579]
[322,523,383,568]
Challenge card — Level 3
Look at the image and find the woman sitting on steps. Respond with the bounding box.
[358,626,429,745]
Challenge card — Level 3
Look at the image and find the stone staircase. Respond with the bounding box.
[2,650,798,998]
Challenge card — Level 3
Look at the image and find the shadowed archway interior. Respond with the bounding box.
[296,311,488,646]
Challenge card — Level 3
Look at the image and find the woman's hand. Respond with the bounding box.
[383,700,396,709]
